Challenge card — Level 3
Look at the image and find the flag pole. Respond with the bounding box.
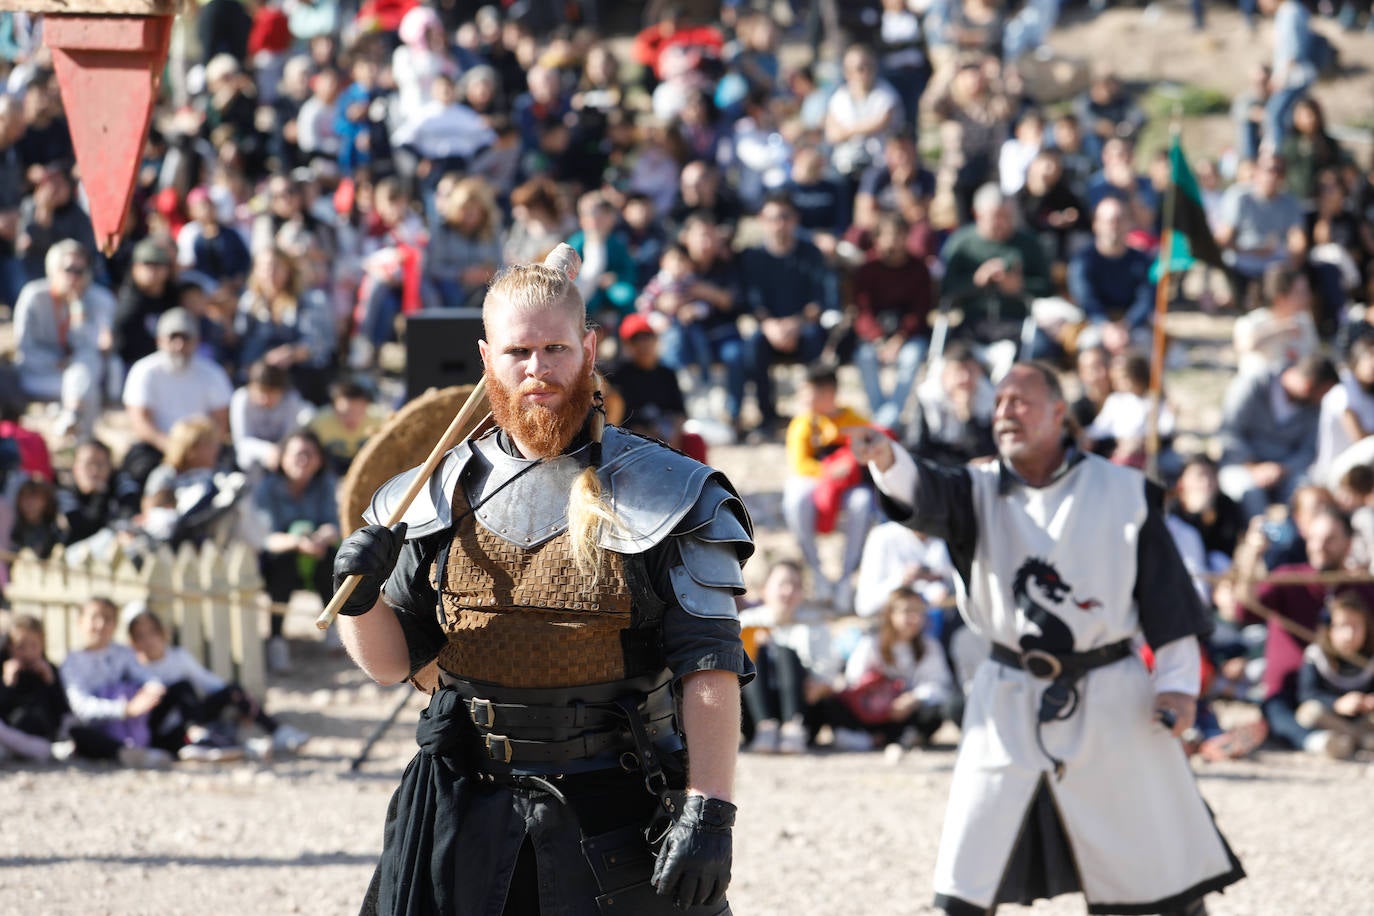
[1146,106,1184,481]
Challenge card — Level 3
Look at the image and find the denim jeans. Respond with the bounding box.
[659,324,748,422]
[782,476,876,585]
[1264,82,1310,148]
[853,336,929,431]
[746,323,827,427]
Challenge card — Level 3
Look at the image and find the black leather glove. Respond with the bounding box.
[650,795,736,909]
[331,523,407,616]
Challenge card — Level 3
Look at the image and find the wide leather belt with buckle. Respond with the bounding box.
[989,639,1133,681]
[479,715,674,764]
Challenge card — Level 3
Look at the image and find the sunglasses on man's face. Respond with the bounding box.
[62,264,88,276]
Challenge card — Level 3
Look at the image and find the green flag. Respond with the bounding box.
[1151,136,1225,282]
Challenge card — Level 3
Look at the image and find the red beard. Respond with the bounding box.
[486,361,595,458]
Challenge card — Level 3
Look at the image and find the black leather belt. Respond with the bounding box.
[989,639,1134,681]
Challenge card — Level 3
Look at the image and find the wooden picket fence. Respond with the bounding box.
[6,542,267,697]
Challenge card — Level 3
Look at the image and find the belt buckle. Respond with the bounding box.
[470,698,495,729]
[1020,649,1063,680]
[485,734,513,763]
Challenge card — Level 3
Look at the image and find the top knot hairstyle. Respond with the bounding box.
[487,244,620,582]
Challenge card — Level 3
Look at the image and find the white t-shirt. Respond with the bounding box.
[1312,370,1374,487]
[122,351,233,433]
[1085,390,1175,442]
[854,520,954,618]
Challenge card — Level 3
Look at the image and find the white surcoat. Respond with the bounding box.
[885,451,1241,913]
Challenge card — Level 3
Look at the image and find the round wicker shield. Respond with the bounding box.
[337,384,488,535]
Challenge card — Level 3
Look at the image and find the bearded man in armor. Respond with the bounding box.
[334,246,753,916]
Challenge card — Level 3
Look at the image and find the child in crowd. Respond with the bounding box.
[783,366,877,612]
[1295,591,1374,760]
[824,587,955,752]
[1082,348,1175,472]
[229,361,313,475]
[308,379,386,475]
[0,615,74,762]
[59,597,173,767]
[738,560,839,755]
[57,438,124,549]
[128,608,308,760]
[10,476,64,559]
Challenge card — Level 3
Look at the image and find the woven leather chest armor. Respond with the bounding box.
[434,486,635,688]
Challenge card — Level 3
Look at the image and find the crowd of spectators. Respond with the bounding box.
[2,0,1374,763]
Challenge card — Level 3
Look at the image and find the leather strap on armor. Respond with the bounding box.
[437,672,683,777]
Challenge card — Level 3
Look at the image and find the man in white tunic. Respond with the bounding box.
[851,362,1243,915]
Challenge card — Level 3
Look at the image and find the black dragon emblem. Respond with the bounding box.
[1011,557,1100,656]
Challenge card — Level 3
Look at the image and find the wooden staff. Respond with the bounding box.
[315,377,489,631]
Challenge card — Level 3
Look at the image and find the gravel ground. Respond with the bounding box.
[3,648,1373,916]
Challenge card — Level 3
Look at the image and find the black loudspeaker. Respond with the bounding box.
[403,309,486,401]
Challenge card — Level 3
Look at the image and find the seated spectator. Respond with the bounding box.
[176,186,252,294]
[568,191,638,328]
[667,160,742,236]
[738,559,838,755]
[739,195,839,438]
[334,56,389,176]
[822,587,954,752]
[875,0,930,123]
[59,597,173,766]
[513,64,570,156]
[1312,334,1374,489]
[1073,66,1146,163]
[939,183,1053,356]
[294,65,343,162]
[422,175,504,312]
[308,378,387,475]
[602,314,703,462]
[1232,64,1272,166]
[9,475,61,559]
[127,607,309,761]
[1084,137,1158,232]
[57,438,124,548]
[1293,590,1374,760]
[1218,354,1338,519]
[1215,149,1305,311]
[229,361,312,475]
[1068,196,1156,355]
[783,366,877,611]
[119,307,233,507]
[1068,344,1112,430]
[1241,509,1374,755]
[13,239,117,439]
[391,72,496,209]
[849,214,935,432]
[725,88,793,212]
[1282,96,1348,205]
[252,429,340,673]
[906,343,996,467]
[1082,348,1176,471]
[236,247,335,403]
[620,193,668,288]
[113,237,179,370]
[0,614,75,762]
[142,416,252,548]
[851,132,937,259]
[1232,262,1319,377]
[1017,148,1088,269]
[998,109,1045,197]
[669,215,746,426]
[1048,112,1094,199]
[16,166,98,286]
[930,58,1012,224]
[825,45,904,180]
[502,175,573,267]
[1303,168,1372,336]
[352,177,428,361]
[784,147,851,260]
[0,400,52,482]
[1170,455,1246,577]
[854,512,954,620]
